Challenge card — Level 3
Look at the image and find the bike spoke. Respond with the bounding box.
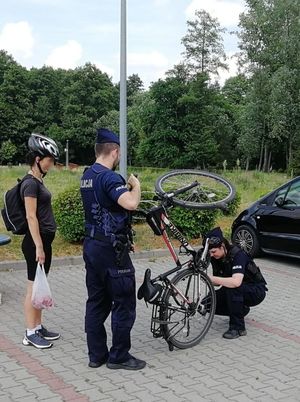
[160,270,216,349]
[155,170,235,210]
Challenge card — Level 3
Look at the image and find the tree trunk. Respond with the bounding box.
[262,143,269,172]
[245,157,249,171]
[286,138,292,170]
[258,137,264,171]
[267,150,272,172]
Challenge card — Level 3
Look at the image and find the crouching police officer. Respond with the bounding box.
[80,128,146,370]
[204,227,267,339]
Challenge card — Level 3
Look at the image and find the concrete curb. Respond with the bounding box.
[0,249,170,271]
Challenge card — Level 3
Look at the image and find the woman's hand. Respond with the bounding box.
[36,245,45,265]
[209,273,244,288]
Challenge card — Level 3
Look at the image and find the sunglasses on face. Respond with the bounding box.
[208,236,223,247]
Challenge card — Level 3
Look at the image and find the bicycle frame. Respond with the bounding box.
[160,212,195,266]
[146,204,210,274]
[144,204,211,311]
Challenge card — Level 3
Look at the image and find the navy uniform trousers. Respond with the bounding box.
[215,283,266,331]
[83,237,136,364]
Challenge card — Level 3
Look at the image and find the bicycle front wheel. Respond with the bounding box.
[160,269,216,349]
[155,170,235,209]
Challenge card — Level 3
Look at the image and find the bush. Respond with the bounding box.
[169,207,218,239]
[53,184,224,243]
[0,140,17,164]
[222,191,241,216]
[53,186,84,242]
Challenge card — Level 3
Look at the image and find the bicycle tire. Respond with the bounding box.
[160,268,216,349]
[155,170,235,209]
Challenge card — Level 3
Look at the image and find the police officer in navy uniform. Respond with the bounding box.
[80,128,146,370]
[204,227,267,339]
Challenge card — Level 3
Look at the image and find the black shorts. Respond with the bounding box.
[22,231,55,281]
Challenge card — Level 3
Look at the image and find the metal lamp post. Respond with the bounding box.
[119,0,127,179]
[65,140,69,169]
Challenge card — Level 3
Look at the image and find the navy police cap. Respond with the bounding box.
[203,226,224,249]
[96,128,120,145]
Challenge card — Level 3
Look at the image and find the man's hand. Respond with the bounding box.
[127,174,140,190]
[118,174,141,210]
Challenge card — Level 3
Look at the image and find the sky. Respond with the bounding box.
[0,0,246,88]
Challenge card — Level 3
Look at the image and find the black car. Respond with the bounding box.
[231,176,300,258]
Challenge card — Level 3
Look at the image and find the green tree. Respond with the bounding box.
[182,9,227,76]
[0,51,17,85]
[136,71,233,169]
[0,62,32,161]
[28,66,66,133]
[136,74,189,167]
[238,71,272,171]
[238,0,300,171]
[61,63,118,164]
[269,66,299,169]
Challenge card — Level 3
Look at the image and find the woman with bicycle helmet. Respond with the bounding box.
[20,133,60,349]
[204,227,267,339]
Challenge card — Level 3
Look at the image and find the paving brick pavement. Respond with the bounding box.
[0,254,299,401]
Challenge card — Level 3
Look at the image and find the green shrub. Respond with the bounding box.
[168,207,218,239]
[0,140,17,164]
[222,191,241,216]
[53,186,84,242]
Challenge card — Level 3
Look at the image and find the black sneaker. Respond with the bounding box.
[106,356,146,371]
[222,329,247,339]
[22,331,53,349]
[38,325,60,341]
[88,354,108,368]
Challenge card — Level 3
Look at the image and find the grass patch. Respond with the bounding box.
[0,166,290,261]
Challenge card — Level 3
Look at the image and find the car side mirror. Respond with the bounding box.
[275,197,285,207]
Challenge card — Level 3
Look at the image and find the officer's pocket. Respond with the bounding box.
[107,267,136,298]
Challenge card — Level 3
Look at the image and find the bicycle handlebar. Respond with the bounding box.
[159,181,199,199]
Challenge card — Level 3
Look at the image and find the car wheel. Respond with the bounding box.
[232,225,260,257]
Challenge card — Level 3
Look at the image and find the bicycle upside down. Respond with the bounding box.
[136,169,235,351]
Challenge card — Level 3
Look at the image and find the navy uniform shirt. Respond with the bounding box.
[80,163,130,236]
[211,246,250,279]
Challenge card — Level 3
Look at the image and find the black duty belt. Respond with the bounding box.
[85,228,132,266]
[85,229,113,243]
[85,228,129,244]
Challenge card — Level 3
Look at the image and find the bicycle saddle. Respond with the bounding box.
[137,268,163,303]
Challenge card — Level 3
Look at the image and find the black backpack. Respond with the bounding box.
[1,177,31,235]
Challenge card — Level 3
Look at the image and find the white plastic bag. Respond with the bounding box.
[31,263,54,310]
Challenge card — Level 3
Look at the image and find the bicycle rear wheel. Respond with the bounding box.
[155,170,235,209]
[160,268,216,349]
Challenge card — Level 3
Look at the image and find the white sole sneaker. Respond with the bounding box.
[22,336,53,349]
[22,337,30,346]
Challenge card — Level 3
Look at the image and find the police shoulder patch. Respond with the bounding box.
[80,179,93,188]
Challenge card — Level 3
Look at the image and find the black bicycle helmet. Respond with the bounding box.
[28,133,59,161]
